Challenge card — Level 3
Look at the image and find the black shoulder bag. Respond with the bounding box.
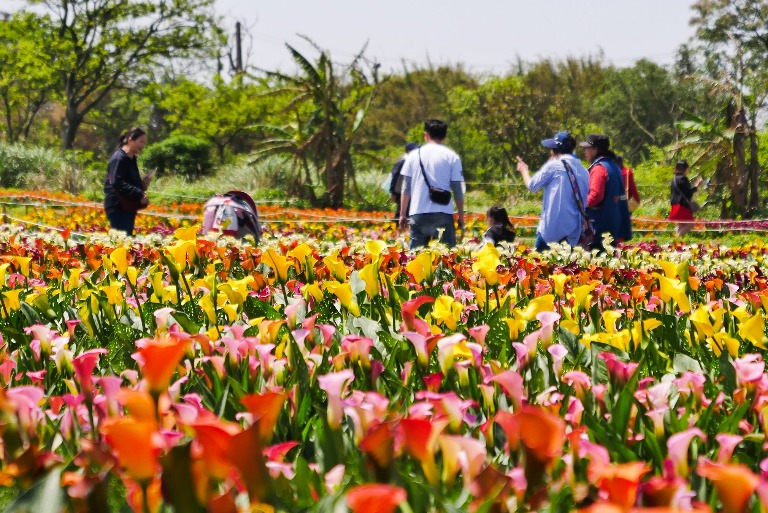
[418,149,452,205]
[672,176,700,214]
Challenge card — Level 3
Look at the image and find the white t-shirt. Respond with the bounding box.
[401,142,464,215]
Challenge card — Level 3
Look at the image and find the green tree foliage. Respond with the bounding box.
[152,76,272,162]
[592,60,682,160]
[142,134,213,179]
[687,0,768,217]
[0,13,59,143]
[22,0,223,150]
[253,39,379,208]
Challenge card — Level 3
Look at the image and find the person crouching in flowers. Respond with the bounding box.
[482,206,516,246]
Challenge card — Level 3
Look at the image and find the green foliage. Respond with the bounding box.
[142,134,213,180]
[0,142,60,188]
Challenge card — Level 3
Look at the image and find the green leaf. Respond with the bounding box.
[160,443,205,513]
[4,467,65,513]
[673,353,702,374]
[719,351,737,396]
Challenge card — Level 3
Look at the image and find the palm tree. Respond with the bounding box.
[251,37,379,208]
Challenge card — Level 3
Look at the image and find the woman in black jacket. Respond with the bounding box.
[668,160,703,237]
[104,127,152,235]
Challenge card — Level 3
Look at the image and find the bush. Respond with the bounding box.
[0,143,60,188]
[142,135,213,180]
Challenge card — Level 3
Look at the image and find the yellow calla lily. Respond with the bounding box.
[264,248,291,284]
[433,295,463,331]
[1,289,22,312]
[109,247,129,276]
[100,282,125,305]
[520,294,555,321]
[710,333,740,358]
[167,240,196,271]
[472,245,501,287]
[365,240,388,259]
[551,274,569,296]
[13,256,31,277]
[656,260,679,279]
[302,282,324,301]
[66,268,82,292]
[656,275,691,313]
[572,283,596,313]
[690,307,716,339]
[406,251,434,284]
[174,225,199,241]
[323,281,360,317]
[505,311,526,340]
[739,312,766,349]
[602,310,623,334]
[126,266,138,287]
[287,243,317,272]
[200,294,216,323]
[323,252,348,282]
[359,263,380,299]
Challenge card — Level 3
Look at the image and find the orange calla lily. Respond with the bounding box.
[133,337,190,393]
[102,417,159,482]
[240,391,287,444]
[697,459,759,513]
[346,484,407,513]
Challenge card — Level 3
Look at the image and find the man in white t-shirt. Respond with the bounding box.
[397,119,465,249]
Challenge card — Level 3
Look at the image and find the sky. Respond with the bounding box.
[216,0,698,75]
[3,0,697,74]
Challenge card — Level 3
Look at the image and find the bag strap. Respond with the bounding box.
[562,159,588,221]
[418,149,433,189]
[671,175,692,206]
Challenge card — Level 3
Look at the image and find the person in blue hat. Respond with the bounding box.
[389,142,419,223]
[516,131,589,251]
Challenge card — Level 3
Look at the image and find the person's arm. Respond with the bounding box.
[451,181,465,229]
[398,176,412,230]
[516,157,533,188]
[113,158,146,200]
[586,165,608,208]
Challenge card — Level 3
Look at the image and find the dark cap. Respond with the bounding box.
[541,131,575,152]
[579,133,610,150]
[675,159,689,171]
[405,142,419,153]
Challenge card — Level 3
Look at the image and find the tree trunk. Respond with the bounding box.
[327,161,344,208]
[62,107,83,151]
[731,108,748,218]
[748,116,760,216]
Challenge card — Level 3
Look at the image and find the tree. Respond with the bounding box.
[23,0,222,150]
[0,13,59,143]
[154,76,271,162]
[253,38,379,208]
[688,0,768,217]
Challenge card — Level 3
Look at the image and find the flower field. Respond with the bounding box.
[0,192,767,512]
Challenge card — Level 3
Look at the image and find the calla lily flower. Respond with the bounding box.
[346,483,407,513]
[263,248,291,284]
[738,312,766,349]
[398,417,449,485]
[72,348,107,399]
[697,458,759,513]
[520,295,555,321]
[323,251,348,282]
[433,295,463,331]
[109,246,129,276]
[317,370,354,430]
[240,391,287,444]
[404,251,434,284]
[401,295,435,336]
[667,428,706,477]
[102,417,159,482]
[132,337,190,394]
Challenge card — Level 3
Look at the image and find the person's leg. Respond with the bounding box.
[677,221,693,237]
[535,232,550,252]
[409,215,432,250]
[437,213,456,248]
[106,210,134,235]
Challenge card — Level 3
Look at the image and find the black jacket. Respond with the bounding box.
[389,157,406,196]
[483,225,516,246]
[670,174,697,208]
[104,149,145,213]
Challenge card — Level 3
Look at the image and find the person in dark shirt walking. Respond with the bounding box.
[389,142,419,222]
[669,160,703,238]
[104,127,153,236]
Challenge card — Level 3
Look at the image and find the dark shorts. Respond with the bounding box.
[409,212,456,249]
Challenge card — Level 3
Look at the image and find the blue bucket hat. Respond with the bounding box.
[541,131,575,152]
